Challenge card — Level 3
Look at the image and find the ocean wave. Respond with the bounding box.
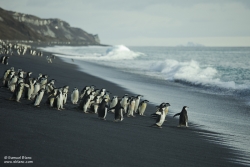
[149,59,249,91]
[40,45,144,60]
[100,45,144,60]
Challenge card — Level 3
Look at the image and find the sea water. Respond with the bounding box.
[40,45,250,165]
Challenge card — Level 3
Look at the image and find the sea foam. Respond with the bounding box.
[100,45,144,60]
[149,59,247,90]
[40,45,143,60]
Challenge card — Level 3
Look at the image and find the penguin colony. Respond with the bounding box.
[0,40,189,128]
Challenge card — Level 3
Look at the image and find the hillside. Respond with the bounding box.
[0,7,100,45]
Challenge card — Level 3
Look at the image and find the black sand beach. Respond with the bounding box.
[0,49,247,167]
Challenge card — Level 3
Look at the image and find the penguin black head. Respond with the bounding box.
[159,103,167,108]
[43,74,48,78]
[112,96,118,99]
[101,98,108,103]
[123,94,128,98]
[165,103,171,107]
[27,72,32,76]
[63,85,69,89]
[182,106,188,111]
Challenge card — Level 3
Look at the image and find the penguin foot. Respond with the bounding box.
[151,124,162,128]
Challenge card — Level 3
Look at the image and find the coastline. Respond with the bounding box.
[0,48,248,166]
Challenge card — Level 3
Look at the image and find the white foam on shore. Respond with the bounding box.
[102,45,144,60]
[39,45,144,60]
[149,59,249,90]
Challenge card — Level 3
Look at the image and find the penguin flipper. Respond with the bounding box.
[173,113,180,118]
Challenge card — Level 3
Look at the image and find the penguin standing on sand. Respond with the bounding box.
[40,75,48,89]
[24,72,32,84]
[151,103,170,120]
[33,88,45,107]
[26,78,36,100]
[80,86,90,99]
[55,89,64,110]
[0,56,9,65]
[110,99,124,122]
[134,95,142,114]
[23,72,32,98]
[81,96,91,113]
[46,79,55,94]
[127,97,136,117]
[47,88,58,107]
[109,96,118,113]
[4,71,15,87]
[90,95,100,114]
[138,100,149,116]
[10,82,29,102]
[71,87,79,104]
[8,75,18,92]
[31,82,41,99]
[173,106,189,127]
[4,56,9,65]
[151,103,171,128]
[0,56,6,64]
[62,85,69,105]
[98,98,109,120]
[2,67,14,86]
[152,107,165,128]
[120,94,129,113]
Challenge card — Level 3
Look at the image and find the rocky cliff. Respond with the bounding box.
[0,7,100,45]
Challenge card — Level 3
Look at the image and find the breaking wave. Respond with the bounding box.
[149,59,249,91]
[100,45,144,60]
[39,45,144,60]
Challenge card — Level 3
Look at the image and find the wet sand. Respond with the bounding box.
[0,50,247,167]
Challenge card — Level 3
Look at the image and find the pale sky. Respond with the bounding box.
[1,0,250,46]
